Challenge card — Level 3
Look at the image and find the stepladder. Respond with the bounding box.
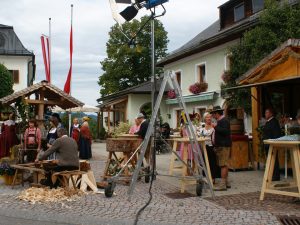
[104,71,215,198]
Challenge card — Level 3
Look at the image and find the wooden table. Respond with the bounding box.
[260,140,300,200]
[11,163,45,188]
[103,137,142,181]
[168,137,212,193]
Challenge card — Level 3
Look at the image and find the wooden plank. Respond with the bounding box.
[260,145,273,200]
[264,189,300,198]
[169,140,178,176]
[292,148,300,196]
[264,140,300,145]
[251,87,260,163]
[25,99,61,105]
[202,142,213,185]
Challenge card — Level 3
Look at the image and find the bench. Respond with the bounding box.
[51,170,87,190]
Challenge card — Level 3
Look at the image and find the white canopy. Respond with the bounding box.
[52,104,99,113]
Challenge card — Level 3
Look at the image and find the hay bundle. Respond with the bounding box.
[18,187,84,204]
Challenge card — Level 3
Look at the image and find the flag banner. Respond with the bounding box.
[64,25,73,94]
[46,37,51,81]
[41,35,51,82]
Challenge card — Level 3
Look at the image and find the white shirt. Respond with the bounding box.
[199,127,214,146]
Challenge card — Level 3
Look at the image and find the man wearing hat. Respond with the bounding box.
[211,106,232,191]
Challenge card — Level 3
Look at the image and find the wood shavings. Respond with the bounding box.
[18,187,84,204]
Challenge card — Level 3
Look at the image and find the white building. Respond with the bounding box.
[157,0,265,131]
[0,24,35,92]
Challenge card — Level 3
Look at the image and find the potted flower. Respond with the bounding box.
[221,71,231,84]
[0,162,15,185]
[189,82,208,94]
[167,89,176,99]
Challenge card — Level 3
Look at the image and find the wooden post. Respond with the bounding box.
[38,91,45,128]
[107,109,111,133]
[96,111,100,139]
[251,87,260,166]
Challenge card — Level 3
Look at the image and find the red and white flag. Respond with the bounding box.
[64,5,73,94]
[41,35,51,82]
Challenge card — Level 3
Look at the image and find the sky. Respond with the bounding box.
[0,0,228,106]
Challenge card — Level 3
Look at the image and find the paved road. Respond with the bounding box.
[0,142,297,225]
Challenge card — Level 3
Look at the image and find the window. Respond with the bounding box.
[234,3,245,22]
[225,54,232,71]
[197,64,206,83]
[175,71,181,87]
[8,70,19,84]
[252,0,264,13]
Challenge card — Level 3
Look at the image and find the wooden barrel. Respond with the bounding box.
[230,119,244,134]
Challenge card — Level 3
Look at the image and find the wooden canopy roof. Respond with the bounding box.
[237,39,300,86]
[0,80,84,109]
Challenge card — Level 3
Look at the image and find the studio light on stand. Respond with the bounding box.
[108,1,169,223]
[119,0,168,21]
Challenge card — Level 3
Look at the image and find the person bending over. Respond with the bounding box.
[37,127,79,187]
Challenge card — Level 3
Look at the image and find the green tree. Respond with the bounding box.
[99,16,169,97]
[223,1,300,113]
[0,63,13,99]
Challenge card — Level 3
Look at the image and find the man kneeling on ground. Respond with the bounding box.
[36,127,79,187]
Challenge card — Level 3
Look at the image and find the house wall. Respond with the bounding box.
[163,41,237,95]
[127,94,168,124]
[127,94,151,124]
[162,41,238,128]
[0,55,32,91]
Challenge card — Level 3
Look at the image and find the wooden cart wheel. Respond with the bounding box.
[105,181,116,198]
[196,180,203,196]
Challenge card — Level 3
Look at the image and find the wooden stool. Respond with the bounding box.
[260,140,300,200]
[52,170,87,190]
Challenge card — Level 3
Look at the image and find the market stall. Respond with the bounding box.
[0,80,84,185]
[0,80,84,128]
[235,39,300,166]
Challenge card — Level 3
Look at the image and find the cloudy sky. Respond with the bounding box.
[0,0,227,106]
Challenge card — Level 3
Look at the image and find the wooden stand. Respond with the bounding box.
[11,163,45,188]
[260,140,300,200]
[168,137,212,193]
[228,140,249,170]
[103,138,142,181]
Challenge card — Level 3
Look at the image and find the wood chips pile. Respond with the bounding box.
[18,187,84,204]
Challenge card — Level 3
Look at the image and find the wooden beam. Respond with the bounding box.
[107,110,111,133]
[251,86,260,165]
[25,99,62,105]
[38,91,45,129]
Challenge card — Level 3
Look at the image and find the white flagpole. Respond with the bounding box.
[70,4,73,95]
[49,18,52,83]
[68,4,73,133]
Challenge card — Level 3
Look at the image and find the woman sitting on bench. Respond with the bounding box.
[36,127,79,187]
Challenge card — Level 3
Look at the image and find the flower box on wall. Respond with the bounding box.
[189,82,208,95]
[167,89,176,99]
